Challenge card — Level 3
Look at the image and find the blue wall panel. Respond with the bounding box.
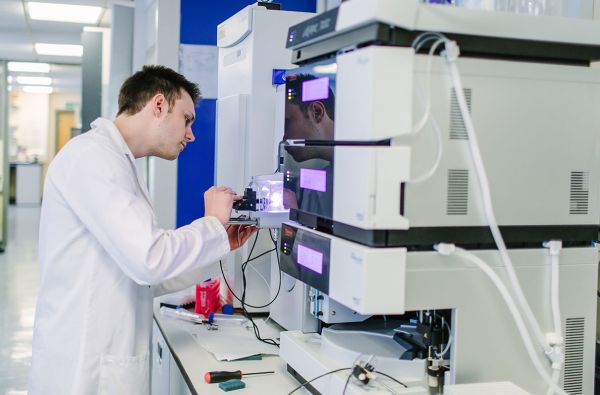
[176,99,216,226]
[177,0,316,227]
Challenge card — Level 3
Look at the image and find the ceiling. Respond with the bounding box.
[0,0,133,93]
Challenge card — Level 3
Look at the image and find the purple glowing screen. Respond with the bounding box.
[302,77,330,102]
[300,168,327,192]
[297,244,323,274]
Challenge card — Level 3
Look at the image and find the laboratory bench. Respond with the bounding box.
[152,302,303,395]
[8,162,42,205]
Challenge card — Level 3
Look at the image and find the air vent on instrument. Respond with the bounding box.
[569,171,589,215]
[449,88,472,140]
[563,317,585,394]
[447,169,469,215]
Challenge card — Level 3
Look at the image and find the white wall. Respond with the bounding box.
[9,91,50,162]
[133,0,181,229]
[317,0,341,12]
[107,4,134,119]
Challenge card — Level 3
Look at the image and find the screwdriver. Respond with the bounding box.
[204,370,275,383]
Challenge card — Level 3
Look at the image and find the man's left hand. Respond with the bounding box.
[227,225,258,250]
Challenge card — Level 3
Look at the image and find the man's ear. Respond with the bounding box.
[310,101,326,124]
[151,93,166,117]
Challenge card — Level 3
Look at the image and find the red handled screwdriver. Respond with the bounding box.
[204,370,275,383]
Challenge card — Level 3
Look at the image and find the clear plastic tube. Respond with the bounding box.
[443,47,550,354]
[160,306,205,324]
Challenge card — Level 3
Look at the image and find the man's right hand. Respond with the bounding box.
[204,186,238,225]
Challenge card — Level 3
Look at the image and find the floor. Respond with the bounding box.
[0,207,40,395]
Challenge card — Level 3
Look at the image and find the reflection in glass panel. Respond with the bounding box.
[282,58,337,222]
[283,144,334,220]
[284,58,336,141]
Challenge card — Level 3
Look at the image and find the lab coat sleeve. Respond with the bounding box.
[57,146,231,285]
[153,261,220,297]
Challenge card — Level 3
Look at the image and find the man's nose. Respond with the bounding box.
[186,128,195,142]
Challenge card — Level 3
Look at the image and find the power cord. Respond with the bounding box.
[240,230,279,347]
[287,367,352,395]
[219,228,283,347]
[342,370,353,394]
[219,230,282,309]
[375,370,409,389]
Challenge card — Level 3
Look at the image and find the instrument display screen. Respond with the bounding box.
[297,243,323,274]
[302,76,330,102]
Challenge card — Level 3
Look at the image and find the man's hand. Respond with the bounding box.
[204,186,238,225]
[227,225,258,250]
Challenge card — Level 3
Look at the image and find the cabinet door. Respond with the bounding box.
[151,320,170,395]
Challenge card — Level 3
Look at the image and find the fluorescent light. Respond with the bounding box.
[8,62,50,73]
[312,63,338,74]
[35,43,83,57]
[27,2,102,24]
[22,85,53,94]
[16,76,52,86]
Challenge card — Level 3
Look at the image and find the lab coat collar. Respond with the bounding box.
[90,117,136,159]
[90,117,155,210]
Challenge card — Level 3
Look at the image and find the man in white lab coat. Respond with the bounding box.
[28,65,255,394]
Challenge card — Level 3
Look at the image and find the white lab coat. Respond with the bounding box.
[29,118,231,395]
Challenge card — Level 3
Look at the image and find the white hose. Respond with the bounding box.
[549,251,563,338]
[442,45,550,354]
[436,245,567,395]
[545,240,564,395]
[408,92,444,183]
[546,369,561,395]
[406,39,445,183]
[411,38,446,135]
[434,320,452,358]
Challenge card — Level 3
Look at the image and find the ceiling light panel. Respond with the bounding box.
[35,43,83,57]
[16,76,52,85]
[7,62,50,73]
[27,2,103,24]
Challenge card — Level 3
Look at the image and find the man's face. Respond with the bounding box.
[156,90,196,160]
[284,101,315,141]
[284,100,335,162]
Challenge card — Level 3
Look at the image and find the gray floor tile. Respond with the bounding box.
[0,207,40,395]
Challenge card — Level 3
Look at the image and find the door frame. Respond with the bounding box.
[55,109,75,154]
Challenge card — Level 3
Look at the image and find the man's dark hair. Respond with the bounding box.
[286,73,335,121]
[117,65,201,116]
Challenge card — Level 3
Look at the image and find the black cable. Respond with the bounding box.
[246,247,276,263]
[240,229,282,347]
[218,227,285,346]
[374,370,408,388]
[220,226,279,346]
[239,231,279,347]
[219,230,282,309]
[287,367,352,395]
[342,369,353,395]
[242,230,281,347]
